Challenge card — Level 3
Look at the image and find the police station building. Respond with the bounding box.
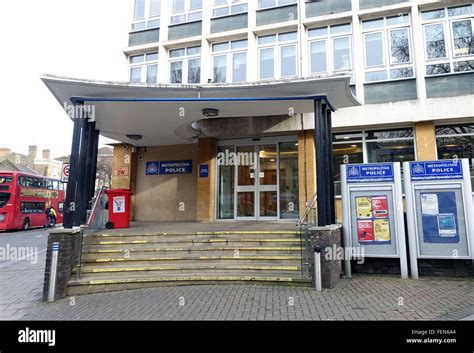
[42,0,474,225]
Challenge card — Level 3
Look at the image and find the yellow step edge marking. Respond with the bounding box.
[90,247,303,253]
[87,265,299,273]
[94,231,302,237]
[91,255,300,263]
[85,276,304,285]
[95,239,302,245]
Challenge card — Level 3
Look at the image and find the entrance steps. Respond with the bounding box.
[68,230,311,295]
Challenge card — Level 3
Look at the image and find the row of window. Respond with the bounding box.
[129,4,474,84]
[132,0,299,30]
[21,202,45,215]
[18,176,64,191]
[333,124,474,194]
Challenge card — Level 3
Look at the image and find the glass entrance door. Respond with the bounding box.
[217,136,299,221]
[258,145,278,220]
[236,145,278,220]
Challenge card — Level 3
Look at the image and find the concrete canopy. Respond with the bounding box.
[41,75,359,146]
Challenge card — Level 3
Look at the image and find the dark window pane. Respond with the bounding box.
[390,28,410,63]
[366,128,414,139]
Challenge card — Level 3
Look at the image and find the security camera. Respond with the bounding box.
[123,144,128,150]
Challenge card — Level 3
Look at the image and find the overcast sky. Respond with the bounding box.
[0,0,132,158]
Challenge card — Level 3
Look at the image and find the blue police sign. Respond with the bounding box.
[199,164,209,178]
[410,160,463,181]
[146,160,193,175]
[347,163,394,183]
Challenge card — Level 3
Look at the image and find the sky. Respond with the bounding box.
[0,0,132,158]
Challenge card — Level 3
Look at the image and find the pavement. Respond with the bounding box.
[0,228,48,320]
[1,228,474,321]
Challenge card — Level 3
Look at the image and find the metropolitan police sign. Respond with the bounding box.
[347,164,394,183]
[146,160,193,175]
[409,160,463,181]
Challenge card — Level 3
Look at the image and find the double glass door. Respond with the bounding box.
[236,145,278,220]
[217,137,299,221]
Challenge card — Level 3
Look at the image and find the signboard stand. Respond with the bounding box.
[341,163,408,279]
[403,159,474,279]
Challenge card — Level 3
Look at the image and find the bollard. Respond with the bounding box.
[48,242,60,303]
[314,246,322,292]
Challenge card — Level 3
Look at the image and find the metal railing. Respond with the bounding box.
[74,186,108,280]
[297,193,318,278]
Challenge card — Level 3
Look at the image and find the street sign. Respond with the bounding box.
[61,164,70,183]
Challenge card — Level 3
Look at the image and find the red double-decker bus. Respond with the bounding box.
[0,171,65,231]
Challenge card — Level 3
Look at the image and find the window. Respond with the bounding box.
[213,0,248,18]
[132,0,161,31]
[171,0,202,24]
[258,32,298,80]
[129,51,159,84]
[21,202,45,214]
[308,23,352,80]
[333,128,415,195]
[258,0,296,10]
[362,14,414,82]
[169,46,201,84]
[422,4,474,76]
[436,124,474,190]
[0,176,12,184]
[212,39,248,83]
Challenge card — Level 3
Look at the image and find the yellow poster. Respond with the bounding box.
[374,219,391,242]
[356,197,372,218]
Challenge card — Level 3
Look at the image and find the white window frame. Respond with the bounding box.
[171,0,202,25]
[257,32,298,81]
[169,46,202,84]
[421,4,474,77]
[131,0,161,32]
[129,51,159,84]
[362,14,414,83]
[212,0,248,18]
[212,40,248,83]
[308,23,353,80]
[257,0,297,11]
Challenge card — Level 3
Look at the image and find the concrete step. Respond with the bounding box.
[83,235,302,246]
[82,242,303,253]
[67,273,312,295]
[93,230,302,237]
[75,262,301,275]
[82,253,302,264]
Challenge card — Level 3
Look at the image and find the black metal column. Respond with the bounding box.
[314,99,335,227]
[73,117,90,226]
[63,103,83,229]
[325,107,336,225]
[80,121,96,224]
[89,129,100,201]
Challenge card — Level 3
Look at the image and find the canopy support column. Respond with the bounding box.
[314,99,336,227]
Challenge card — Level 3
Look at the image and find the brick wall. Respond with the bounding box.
[42,229,81,300]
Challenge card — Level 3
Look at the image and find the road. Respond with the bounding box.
[0,228,48,320]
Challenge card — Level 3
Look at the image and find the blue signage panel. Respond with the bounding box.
[410,160,463,181]
[347,164,394,183]
[199,164,209,178]
[420,191,459,244]
[146,160,193,175]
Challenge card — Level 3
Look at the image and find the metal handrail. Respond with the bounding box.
[76,186,107,280]
[297,192,317,227]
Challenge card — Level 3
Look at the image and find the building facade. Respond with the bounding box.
[111,0,474,222]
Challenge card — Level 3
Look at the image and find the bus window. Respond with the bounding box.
[58,202,64,213]
[47,180,54,190]
[0,176,13,184]
[59,183,64,191]
[21,202,45,214]
[39,178,47,189]
[0,193,10,208]
[52,181,59,190]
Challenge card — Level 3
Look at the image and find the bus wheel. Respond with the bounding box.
[23,218,30,231]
